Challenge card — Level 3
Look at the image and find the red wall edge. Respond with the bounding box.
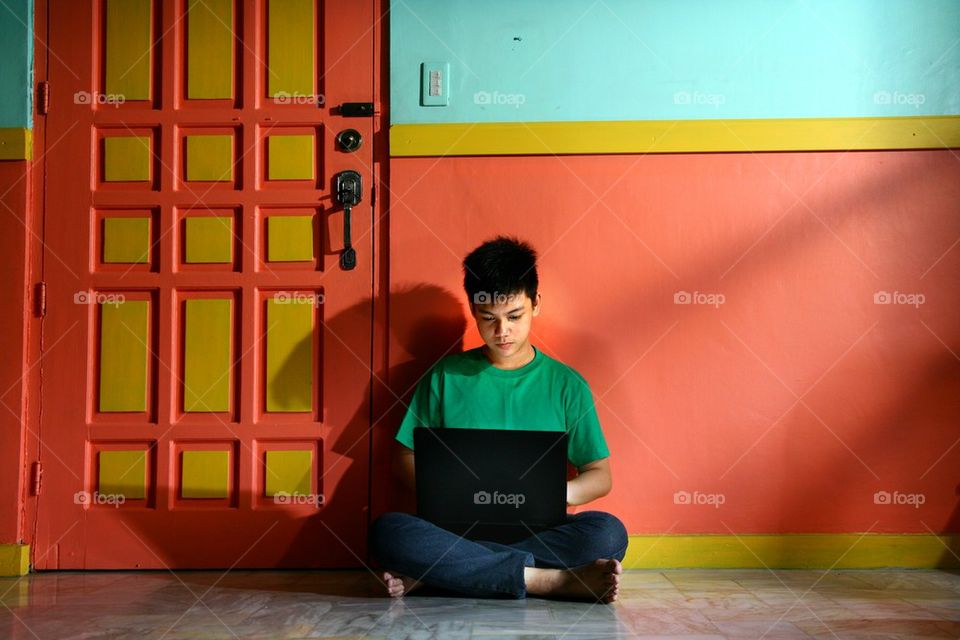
[0,157,36,545]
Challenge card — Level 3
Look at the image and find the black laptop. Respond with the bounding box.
[414,427,568,544]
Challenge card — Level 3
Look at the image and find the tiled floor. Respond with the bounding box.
[1,569,958,639]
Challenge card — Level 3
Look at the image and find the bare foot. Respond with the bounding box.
[381,571,422,598]
[525,559,623,603]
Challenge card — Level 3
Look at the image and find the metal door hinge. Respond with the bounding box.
[37,81,50,116]
[34,282,47,317]
[30,462,42,496]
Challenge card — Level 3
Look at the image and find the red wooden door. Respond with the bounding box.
[34,0,377,569]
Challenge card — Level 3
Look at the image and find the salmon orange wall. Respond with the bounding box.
[386,150,960,534]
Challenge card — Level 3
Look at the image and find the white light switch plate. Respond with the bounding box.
[421,62,449,106]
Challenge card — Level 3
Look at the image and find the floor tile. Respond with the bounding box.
[2,569,959,638]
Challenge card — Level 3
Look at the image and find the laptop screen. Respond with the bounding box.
[413,427,568,541]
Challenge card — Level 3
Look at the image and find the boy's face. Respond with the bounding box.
[470,291,541,365]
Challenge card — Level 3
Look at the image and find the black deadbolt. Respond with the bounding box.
[336,129,363,152]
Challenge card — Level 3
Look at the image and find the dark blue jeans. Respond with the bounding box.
[369,511,628,599]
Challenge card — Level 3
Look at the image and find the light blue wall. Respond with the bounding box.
[0,0,33,129]
[391,0,960,124]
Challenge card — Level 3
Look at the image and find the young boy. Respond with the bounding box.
[369,236,627,602]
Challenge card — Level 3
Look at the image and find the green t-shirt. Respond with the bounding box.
[395,346,610,467]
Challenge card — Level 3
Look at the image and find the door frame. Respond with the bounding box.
[17,0,391,570]
[18,0,51,566]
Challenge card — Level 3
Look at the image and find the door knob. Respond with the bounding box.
[335,129,363,152]
[334,170,362,270]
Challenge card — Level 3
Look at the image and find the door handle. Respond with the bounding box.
[335,128,363,153]
[334,170,362,270]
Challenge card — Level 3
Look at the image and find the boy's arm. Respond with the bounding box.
[566,457,611,506]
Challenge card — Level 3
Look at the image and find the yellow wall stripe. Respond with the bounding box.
[183,299,232,412]
[2,536,957,575]
[187,0,233,99]
[104,0,152,101]
[99,299,149,412]
[624,534,960,569]
[0,128,31,161]
[0,544,30,576]
[267,0,315,97]
[265,297,313,412]
[390,116,960,156]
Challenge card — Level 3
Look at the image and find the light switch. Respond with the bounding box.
[421,62,449,106]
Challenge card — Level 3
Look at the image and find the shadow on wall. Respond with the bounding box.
[374,283,470,514]
[273,283,468,565]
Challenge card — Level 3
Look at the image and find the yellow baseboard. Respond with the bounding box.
[0,544,30,576]
[3,537,957,573]
[390,116,960,156]
[623,534,960,569]
[0,128,32,161]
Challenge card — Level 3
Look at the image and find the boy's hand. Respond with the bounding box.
[566,458,612,506]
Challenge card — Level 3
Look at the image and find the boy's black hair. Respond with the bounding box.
[462,235,539,306]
